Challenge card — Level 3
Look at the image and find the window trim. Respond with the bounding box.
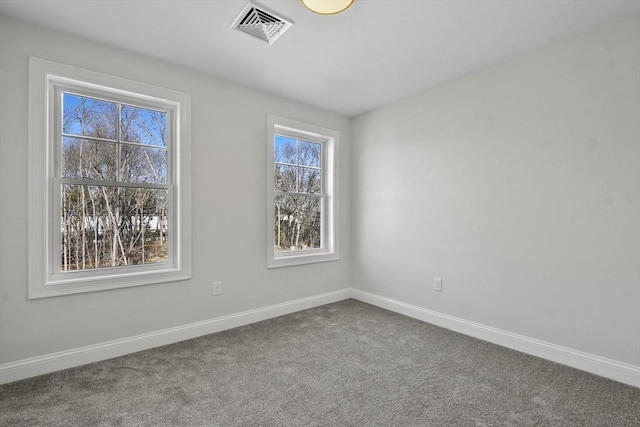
[28,57,191,299]
[267,114,340,268]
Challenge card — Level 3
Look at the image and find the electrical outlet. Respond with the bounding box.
[212,281,222,296]
[433,277,443,292]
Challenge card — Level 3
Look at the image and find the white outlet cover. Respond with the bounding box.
[213,281,222,295]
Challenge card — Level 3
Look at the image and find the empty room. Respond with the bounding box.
[0,0,638,425]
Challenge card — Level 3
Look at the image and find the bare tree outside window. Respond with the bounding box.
[60,93,169,271]
[274,135,322,252]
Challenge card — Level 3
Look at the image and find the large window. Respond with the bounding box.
[267,115,339,268]
[28,57,191,298]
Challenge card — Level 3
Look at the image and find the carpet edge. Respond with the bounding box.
[0,288,353,385]
[351,289,640,388]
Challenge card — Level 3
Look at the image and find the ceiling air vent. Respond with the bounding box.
[232,2,293,45]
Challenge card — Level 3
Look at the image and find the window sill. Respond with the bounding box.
[28,269,190,299]
[268,250,339,269]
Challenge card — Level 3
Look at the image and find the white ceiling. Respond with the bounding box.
[1,0,638,116]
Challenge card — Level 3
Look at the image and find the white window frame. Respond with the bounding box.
[267,114,339,268]
[28,57,191,299]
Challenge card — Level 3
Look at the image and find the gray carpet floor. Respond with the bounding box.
[1,299,639,426]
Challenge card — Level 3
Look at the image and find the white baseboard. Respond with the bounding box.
[3,288,638,388]
[351,289,640,388]
[0,289,352,385]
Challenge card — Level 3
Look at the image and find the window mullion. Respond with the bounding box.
[296,138,300,193]
[274,191,322,198]
[61,133,117,144]
[117,103,122,182]
[57,177,170,190]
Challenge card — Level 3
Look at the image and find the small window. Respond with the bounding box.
[267,115,339,268]
[28,57,191,298]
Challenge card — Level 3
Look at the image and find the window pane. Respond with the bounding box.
[299,167,321,193]
[63,137,117,181]
[275,135,297,164]
[299,141,321,167]
[274,195,321,252]
[275,164,298,192]
[61,184,168,270]
[120,144,168,184]
[121,105,167,147]
[63,93,117,140]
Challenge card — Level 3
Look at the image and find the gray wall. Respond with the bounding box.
[352,16,640,366]
[0,14,351,364]
[1,12,639,372]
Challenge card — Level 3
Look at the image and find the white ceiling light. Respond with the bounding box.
[302,0,354,15]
